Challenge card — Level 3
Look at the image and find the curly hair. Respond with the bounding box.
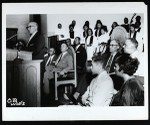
[115,54,139,76]
[120,78,144,106]
[111,78,144,106]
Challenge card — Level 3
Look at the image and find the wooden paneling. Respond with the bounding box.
[6,60,43,107]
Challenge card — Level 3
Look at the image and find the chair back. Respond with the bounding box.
[70,47,77,87]
[54,47,77,100]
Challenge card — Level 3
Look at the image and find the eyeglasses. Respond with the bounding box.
[26,25,35,29]
[109,44,118,47]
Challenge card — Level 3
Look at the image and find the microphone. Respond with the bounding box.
[6,34,17,41]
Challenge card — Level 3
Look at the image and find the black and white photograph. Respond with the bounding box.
[2,2,148,120]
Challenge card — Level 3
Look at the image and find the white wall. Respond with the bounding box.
[6,14,30,43]
[47,13,144,36]
[6,14,29,28]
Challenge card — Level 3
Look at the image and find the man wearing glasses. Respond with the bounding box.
[105,39,121,74]
[105,40,124,91]
[25,22,46,59]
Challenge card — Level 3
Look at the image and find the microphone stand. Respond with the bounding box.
[14,41,24,62]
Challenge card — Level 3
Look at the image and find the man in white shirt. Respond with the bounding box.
[25,22,46,59]
[81,53,114,106]
[43,47,58,95]
[44,47,58,67]
[43,42,73,95]
[123,38,144,80]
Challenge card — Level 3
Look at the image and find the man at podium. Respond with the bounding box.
[25,22,46,59]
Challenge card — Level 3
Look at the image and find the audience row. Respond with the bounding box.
[20,19,144,107]
[43,37,144,106]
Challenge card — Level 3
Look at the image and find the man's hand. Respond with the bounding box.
[59,70,65,75]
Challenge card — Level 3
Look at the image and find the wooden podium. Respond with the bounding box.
[6,49,44,107]
[6,48,32,61]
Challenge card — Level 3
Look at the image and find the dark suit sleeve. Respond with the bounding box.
[34,34,45,55]
[44,55,49,65]
[77,46,87,69]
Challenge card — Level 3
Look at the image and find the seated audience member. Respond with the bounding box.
[66,38,74,57]
[25,22,46,59]
[71,37,87,100]
[62,53,114,106]
[109,22,119,36]
[123,38,144,81]
[110,54,144,106]
[42,47,58,102]
[44,47,58,67]
[81,53,114,106]
[121,17,130,33]
[105,40,121,74]
[63,38,76,95]
[104,40,123,90]
[43,42,73,95]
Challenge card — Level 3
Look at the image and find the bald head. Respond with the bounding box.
[27,22,38,35]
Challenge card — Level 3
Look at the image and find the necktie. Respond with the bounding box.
[26,34,32,47]
[55,54,63,66]
[46,56,52,66]
[105,54,113,73]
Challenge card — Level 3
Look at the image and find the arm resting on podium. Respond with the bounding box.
[6,48,32,61]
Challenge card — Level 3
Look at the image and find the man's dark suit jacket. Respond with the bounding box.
[105,52,121,73]
[76,45,87,71]
[44,54,58,67]
[105,52,123,91]
[25,32,46,59]
[75,45,88,95]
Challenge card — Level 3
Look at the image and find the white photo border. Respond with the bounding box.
[2,2,148,121]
